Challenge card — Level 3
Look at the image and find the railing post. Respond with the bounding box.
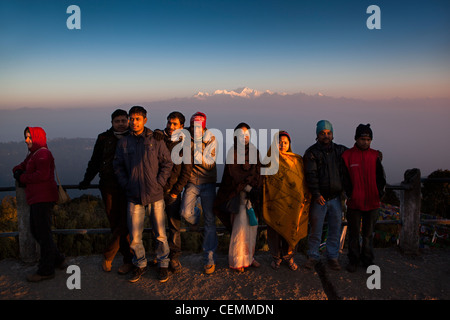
[399,168,421,255]
[16,182,40,262]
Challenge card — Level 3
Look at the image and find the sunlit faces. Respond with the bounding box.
[129,113,147,135]
[235,127,250,146]
[317,129,333,145]
[279,135,290,153]
[356,136,372,151]
[192,122,204,140]
[25,130,32,150]
[112,115,129,132]
[166,117,183,136]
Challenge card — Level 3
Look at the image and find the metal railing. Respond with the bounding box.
[1,169,449,262]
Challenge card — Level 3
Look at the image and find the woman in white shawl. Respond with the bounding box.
[214,123,262,272]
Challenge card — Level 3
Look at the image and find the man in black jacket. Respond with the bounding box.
[303,120,348,271]
[79,109,133,275]
[155,111,193,273]
[114,106,173,283]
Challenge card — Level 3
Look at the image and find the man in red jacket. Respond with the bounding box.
[13,127,66,282]
[342,124,386,273]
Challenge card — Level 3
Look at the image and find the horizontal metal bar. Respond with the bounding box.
[0,220,408,238]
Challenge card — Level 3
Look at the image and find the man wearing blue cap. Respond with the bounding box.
[303,120,348,271]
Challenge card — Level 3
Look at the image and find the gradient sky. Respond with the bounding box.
[1,0,450,109]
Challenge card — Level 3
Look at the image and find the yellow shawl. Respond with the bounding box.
[262,151,311,248]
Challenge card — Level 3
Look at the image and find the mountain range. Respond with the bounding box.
[1,88,450,185]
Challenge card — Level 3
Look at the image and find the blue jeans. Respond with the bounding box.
[128,200,170,268]
[181,182,218,265]
[307,196,343,260]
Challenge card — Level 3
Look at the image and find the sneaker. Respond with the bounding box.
[204,264,215,275]
[327,258,341,271]
[169,259,182,273]
[128,266,147,283]
[118,263,134,275]
[159,267,169,283]
[26,273,55,282]
[102,259,112,272]
[304,258,318,270]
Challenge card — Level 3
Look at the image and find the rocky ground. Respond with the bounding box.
[1,247,449,301]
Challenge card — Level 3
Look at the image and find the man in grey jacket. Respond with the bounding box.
[180,112,218,274]
[114,106,173,283]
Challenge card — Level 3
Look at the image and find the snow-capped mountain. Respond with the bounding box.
[193,87,287,99]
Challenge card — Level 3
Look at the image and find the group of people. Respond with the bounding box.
[12,106,386,285]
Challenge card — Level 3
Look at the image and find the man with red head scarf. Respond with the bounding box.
[13,127,66,282]
[181,112,219,274]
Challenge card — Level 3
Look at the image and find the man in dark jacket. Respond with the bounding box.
[154,111,193,273]
[303,120,348,271]
[342,124,386,272]
[114,106,173,283]
[79,109,133,275]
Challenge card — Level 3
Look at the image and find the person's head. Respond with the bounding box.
[128,106,147,135]
[111,109,129,132]
[354,124,373,151]
[24,127,47,152]
[166,111,185,136]
[24,128,32,150]
[316,120,333,145]
[234,122,251,146]
[278,130,292,153]
[190,112,207,139]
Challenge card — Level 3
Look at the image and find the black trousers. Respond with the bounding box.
[166,195,182,261]
[346,208,379,266]
[100,186,133,264]
[29,202,64,276]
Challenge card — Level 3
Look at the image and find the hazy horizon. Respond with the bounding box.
[1,89,449,185]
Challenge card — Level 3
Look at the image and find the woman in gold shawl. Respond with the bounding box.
[262,131,311,270]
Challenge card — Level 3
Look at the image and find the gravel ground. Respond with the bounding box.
[1,247,449,301]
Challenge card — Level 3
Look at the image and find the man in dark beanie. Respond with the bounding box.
[304,120,348,271]
[342,123,386,272]
[355,123,373,140]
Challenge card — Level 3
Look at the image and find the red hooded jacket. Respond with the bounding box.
[12,127,58,205]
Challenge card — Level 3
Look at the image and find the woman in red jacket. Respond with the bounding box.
[13,127,65,282]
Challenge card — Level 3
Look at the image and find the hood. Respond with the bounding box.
[26,127,48,152]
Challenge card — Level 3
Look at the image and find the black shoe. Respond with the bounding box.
[128,266,147,283]
[159,267,169,283]
[327,258,341,271]
[361,260,374,269]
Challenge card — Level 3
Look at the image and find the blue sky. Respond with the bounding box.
[1,0,449,108]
